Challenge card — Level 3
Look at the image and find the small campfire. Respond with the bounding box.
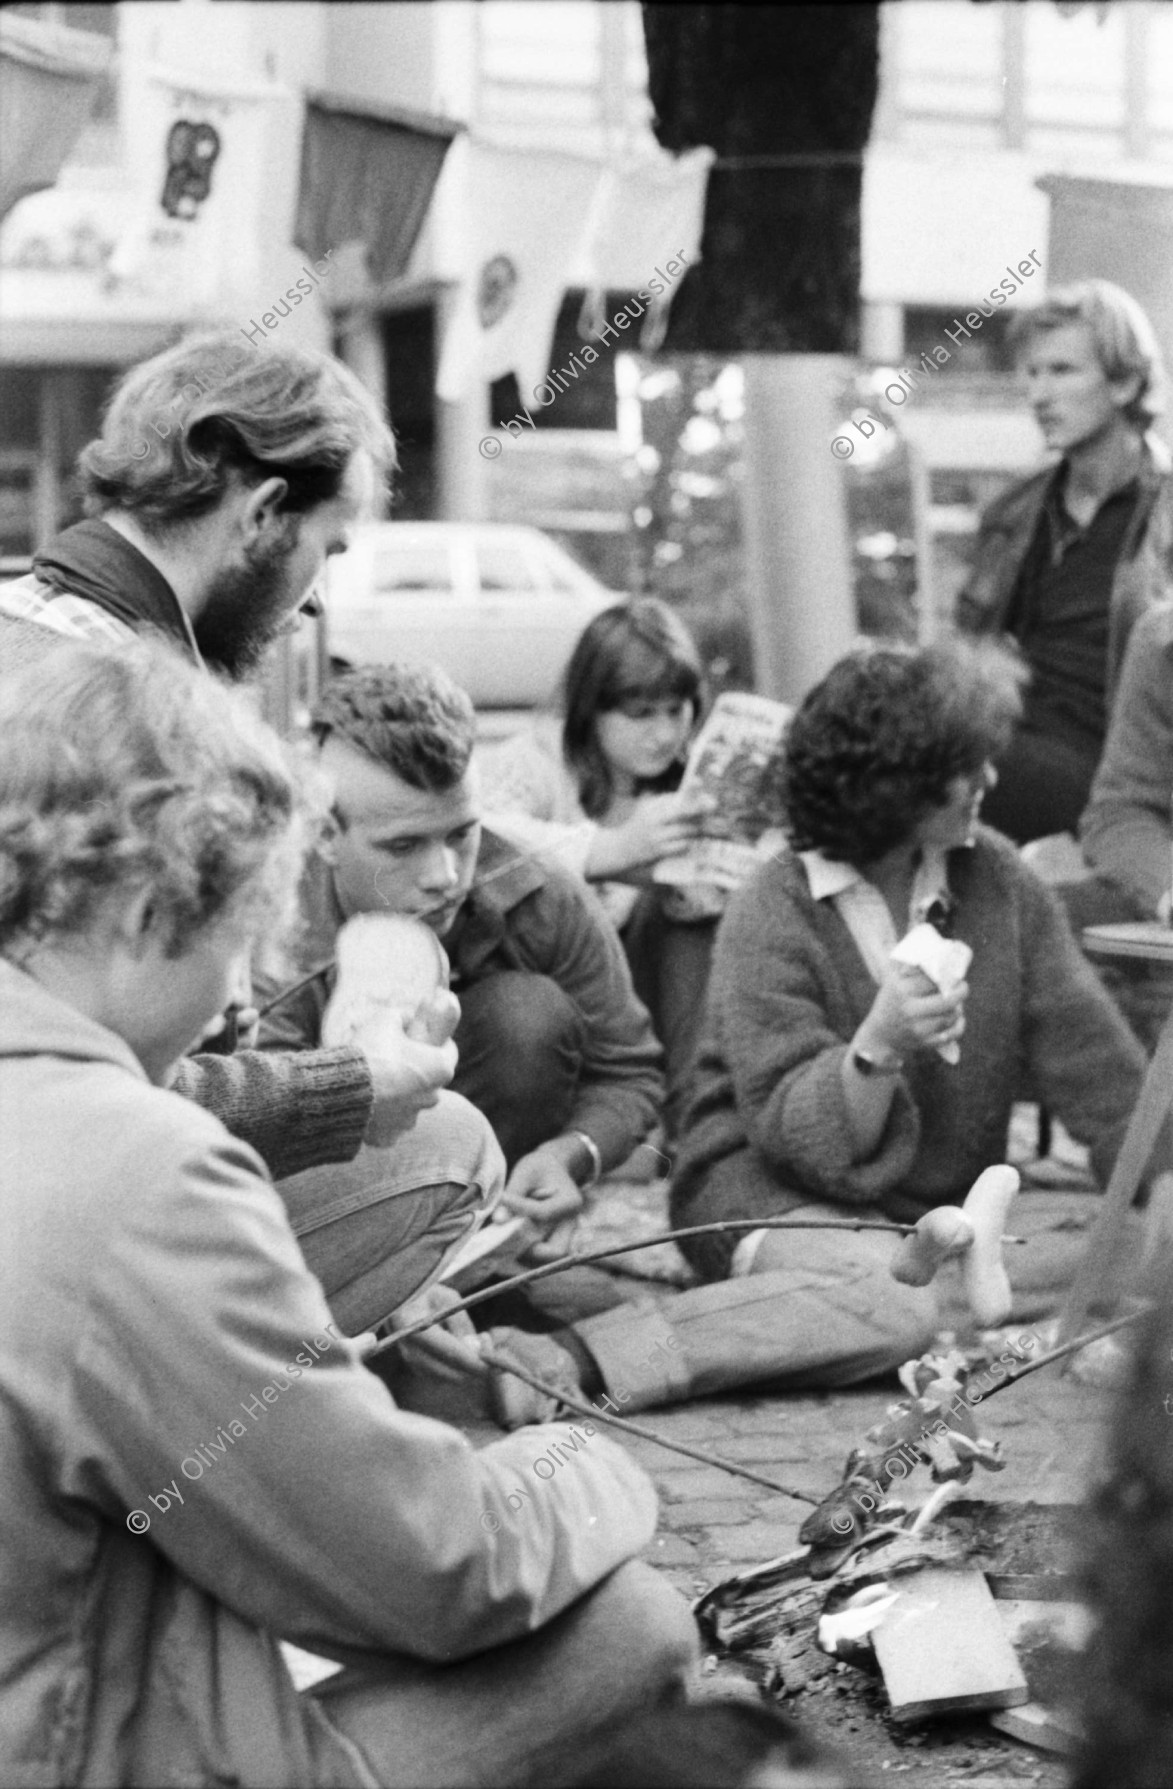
[697,1496,1086,1781]
[692,1333,1103,1780]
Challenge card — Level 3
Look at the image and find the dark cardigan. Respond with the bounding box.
[671,827,1145,1279]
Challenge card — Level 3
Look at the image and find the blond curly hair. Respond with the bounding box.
[0,639,317,960]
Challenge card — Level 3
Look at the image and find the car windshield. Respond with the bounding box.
[371,545,454,594]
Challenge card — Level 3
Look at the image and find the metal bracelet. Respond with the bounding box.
[568,1129,602,1190]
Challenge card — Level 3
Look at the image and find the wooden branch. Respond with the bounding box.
[477,1344,820,1507]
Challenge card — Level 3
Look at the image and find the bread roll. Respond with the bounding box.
[322,914,450,1052]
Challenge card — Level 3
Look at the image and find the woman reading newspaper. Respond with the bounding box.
[479,599,788,1136]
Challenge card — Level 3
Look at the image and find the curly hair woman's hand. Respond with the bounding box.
[859,962,968,1063]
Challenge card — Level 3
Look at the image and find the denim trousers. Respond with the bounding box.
[306,1560,698,1789]
[277,1090,505,1333]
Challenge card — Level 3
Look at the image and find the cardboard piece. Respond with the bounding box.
[873,1567,1029,1722]
[989,1701,1081,1756]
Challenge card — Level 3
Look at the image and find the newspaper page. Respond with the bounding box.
[652,691,792,890]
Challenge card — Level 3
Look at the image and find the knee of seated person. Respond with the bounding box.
[472,973,583,1072]
[579,1560,699,1696]
[406,1091,506,1208]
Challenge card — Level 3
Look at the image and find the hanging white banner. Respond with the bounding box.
[436,138,603,404]
[109,65,283,317]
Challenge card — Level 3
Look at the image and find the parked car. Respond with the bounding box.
[322,522,620,707]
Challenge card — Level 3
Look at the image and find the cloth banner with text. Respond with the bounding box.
[109,67,281,314]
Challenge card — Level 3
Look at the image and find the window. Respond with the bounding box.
[375,307,436,520]
[903,305,1017,376]
[370,545,454,595]
[476,543,537,593]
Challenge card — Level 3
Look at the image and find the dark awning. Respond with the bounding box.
[294,92,462,289]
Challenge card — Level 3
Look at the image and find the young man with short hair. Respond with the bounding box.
[259,663,664,1256]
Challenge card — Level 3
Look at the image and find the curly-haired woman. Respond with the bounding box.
[0,641,694,1788]
[486,640,1150,1417]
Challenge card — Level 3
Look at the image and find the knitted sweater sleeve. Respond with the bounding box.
[1012,854,1145,1188]
[712,867,920,1204]
[170,1047,372,1183]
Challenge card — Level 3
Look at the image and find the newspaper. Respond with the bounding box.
[652,691,792,891]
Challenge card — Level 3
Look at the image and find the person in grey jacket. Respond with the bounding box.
[1066,598,1173,927]
[0,639,696,1789]
[1053,598,1173,1051]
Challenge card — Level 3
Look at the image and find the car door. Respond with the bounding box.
[474,533,602,706]
[329,534,459,670]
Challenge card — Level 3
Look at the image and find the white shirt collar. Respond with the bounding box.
[799,851,862,901]
[800,846,954,921]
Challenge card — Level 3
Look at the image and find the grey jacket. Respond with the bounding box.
[0,960,659,1787]
[1079,598,1173,914]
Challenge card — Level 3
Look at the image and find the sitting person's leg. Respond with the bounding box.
[489,1170,1149,1424]
[569,1197,940,1409]
[452,971,584,1165]
[307,1559,698,1789]
[486,1150,940,1423]
[279,1090,505,1334]
[621,890,718,1142]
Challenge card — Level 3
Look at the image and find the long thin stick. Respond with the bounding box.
[255,960,334,1020]
[477,1344,820,1506]
[982,1304,1151,1396]
[367,1216,1027,1362]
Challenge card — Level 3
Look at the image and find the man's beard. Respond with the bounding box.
[193,523,302,680]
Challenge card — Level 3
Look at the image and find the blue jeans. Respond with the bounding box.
[278,1091,505,1334]
[452,973,584,1167]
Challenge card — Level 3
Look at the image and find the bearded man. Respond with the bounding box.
[0,333,506,1339]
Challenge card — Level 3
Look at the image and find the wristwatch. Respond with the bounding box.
[850,1044,905,1078]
